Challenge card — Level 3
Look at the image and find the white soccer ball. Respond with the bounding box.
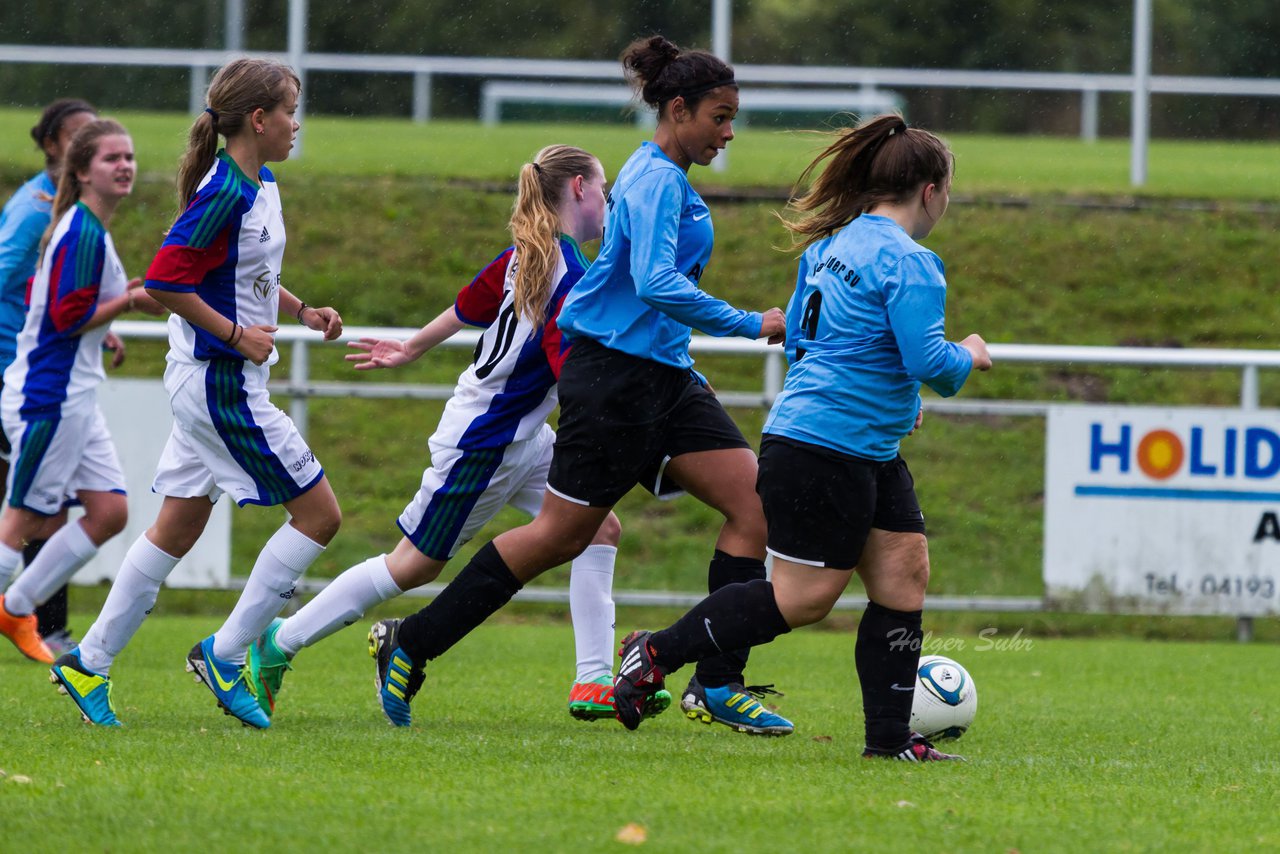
[909,654,978,740]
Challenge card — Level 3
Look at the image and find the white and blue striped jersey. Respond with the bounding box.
[144,150,285,368]
[764,214,973,462]
[2,202,126,420]
[432,237,587,451]
[558,141,760,369]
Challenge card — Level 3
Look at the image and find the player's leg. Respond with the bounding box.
[1,410,124,662]
[370,495,611,726]
[54,495,210,725]
[853,457,960,761]
[32,509,72,652]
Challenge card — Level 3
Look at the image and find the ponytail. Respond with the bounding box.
[175,58,300,213]
[781,114,953,249]
[508,145,600,327]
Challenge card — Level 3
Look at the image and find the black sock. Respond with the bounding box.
[650,579,790,675]
[26,540,66,636]
[397,542,522,664]
[693,550,766,688]
[856,600,923,751]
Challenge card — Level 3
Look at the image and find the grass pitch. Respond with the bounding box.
[1,613,1276,852]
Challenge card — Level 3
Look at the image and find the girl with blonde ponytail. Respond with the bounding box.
[50,59,344,730]
[252,144,641,725]
[0,119,163,665]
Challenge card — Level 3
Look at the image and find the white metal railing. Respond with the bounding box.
[112,320,1280,433]
[112,320,1276,630]
[4,44,1280,143]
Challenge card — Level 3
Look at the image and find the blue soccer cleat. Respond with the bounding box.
[185,635,271,729]
[50,648,121,727]
[679,676,795,736]
[368,619,424,728]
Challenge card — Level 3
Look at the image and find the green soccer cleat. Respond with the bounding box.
[569,674,672,722]
[50,649,121,727]
[248,618,293,718]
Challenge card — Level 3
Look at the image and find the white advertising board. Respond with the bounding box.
[1045,404,1280,616]
[65,378,230,588]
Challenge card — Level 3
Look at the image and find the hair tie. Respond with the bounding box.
[204,106,219,122]
[888,120,908,136]
[532,162,543,174]
[676,74,737,101]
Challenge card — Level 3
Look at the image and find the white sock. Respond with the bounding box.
[3,522,97,616]
[275,555,402,657]
[0,541,21,594]
[212,523,324,664]
[78,535,180,676]
[568,544,617,682]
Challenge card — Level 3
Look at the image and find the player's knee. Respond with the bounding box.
[590,512,622,548]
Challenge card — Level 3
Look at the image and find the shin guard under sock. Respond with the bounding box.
[649,578,790,675]
[397,541,522,664]
[856,600,923,751]
[693,550,767,688]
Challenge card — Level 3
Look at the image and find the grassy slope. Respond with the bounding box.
[0,111,1277,607]
[2,615,1277,852]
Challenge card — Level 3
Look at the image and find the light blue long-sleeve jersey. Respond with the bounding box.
[0,171,55,370]
[558,142,762,369]
[763,214,973,461]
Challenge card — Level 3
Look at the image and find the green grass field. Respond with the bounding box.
[2,612,1277,852]
[1,107,1278,850]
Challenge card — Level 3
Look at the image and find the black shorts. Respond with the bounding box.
[757,434,926,569]
[548,338,750,507]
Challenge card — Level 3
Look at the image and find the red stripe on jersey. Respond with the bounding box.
[46,244,101,332]
[454,248,513,326]
[145,227,231,287]
[542,289,571,381]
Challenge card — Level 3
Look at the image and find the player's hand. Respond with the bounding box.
[346,337,412,371]
[961,333,992,371]
[302,306,343,341]
[236,324,277,365]
[907,406,924,435]
[103,331,126,369]
[127,283,166,316]
[759,307,785,345]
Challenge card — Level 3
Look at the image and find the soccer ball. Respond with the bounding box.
[909,655,978,740]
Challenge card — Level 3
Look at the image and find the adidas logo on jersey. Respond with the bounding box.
[259,226,271,243]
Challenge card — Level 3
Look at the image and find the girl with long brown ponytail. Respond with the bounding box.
[0,119,162,665]
[614,114,992,761]
[50,59,343,730]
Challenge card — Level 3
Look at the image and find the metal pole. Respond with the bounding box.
[710,0,731,174]
[413,71,432,122]
[1081,87,1098,142]
[1130,0,1151,186]
[224,0,244,52]
[189,65,209,114]
[1241,365,1260,409]
[288,0,308,158]
[290,340,309,439]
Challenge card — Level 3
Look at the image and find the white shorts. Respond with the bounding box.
[151,360,323,507]
[397,423,555,561]
[3,405,126,515]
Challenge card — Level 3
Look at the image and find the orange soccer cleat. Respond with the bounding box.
[0,595,55,663]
